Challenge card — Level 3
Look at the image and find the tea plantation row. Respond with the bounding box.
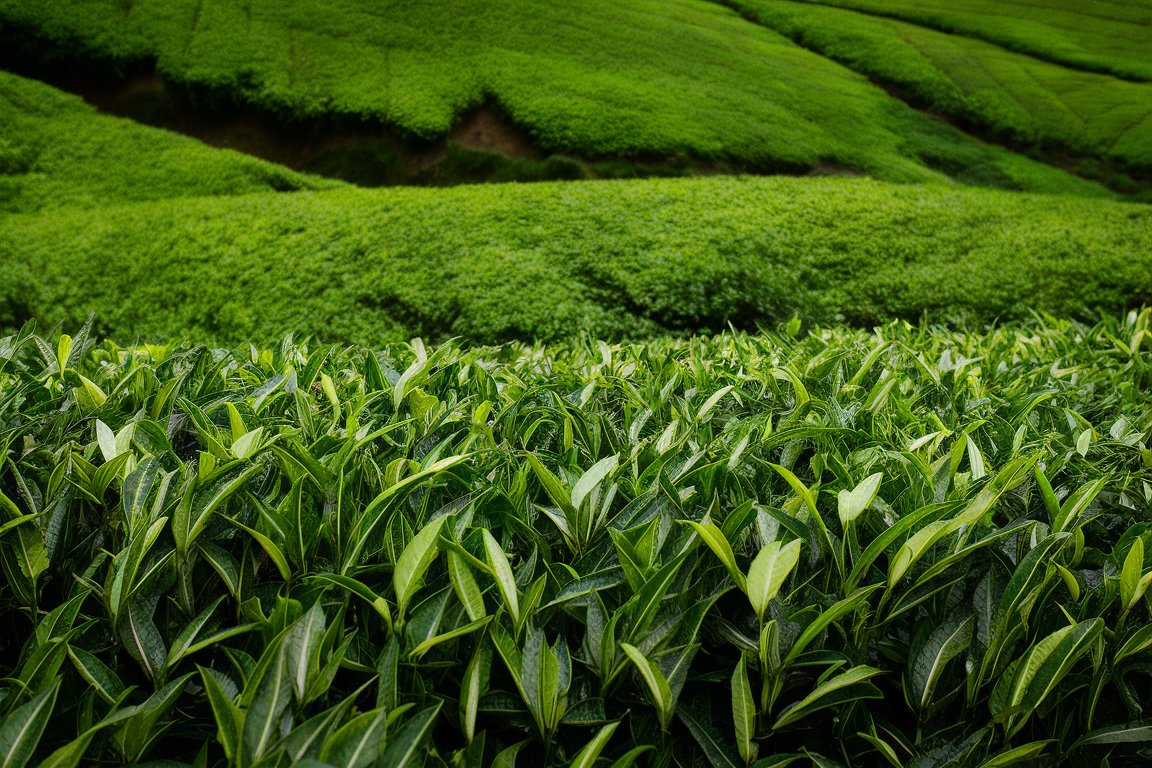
[727,0,1152,177]
[0,0,1139,187]
[0,311,1149,767]
[771,0,1152,81]
[3,173,1151,344]
[2,67,1115,216]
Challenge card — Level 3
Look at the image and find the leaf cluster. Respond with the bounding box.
[1,311,1151,766]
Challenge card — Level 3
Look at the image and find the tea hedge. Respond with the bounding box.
[1,311,1150,767]
[766,0,1152,82]
[0,0,1127,190]
[2,176,1149,343]
[726,0,1152,174]
[1,66,1114,201]
[0,70,339,215]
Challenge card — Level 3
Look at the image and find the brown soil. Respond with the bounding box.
[808,162,861,177]
[88,70,167,107]
[450,107,544,160]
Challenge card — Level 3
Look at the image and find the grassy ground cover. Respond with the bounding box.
[768,0,1152,82]
[726,0,1152,177]
[2,176,1149,343]
[0,70,338,214]
[0,311,1150,767]
[0,0,1135,189]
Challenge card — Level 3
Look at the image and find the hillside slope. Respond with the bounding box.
[726,0,1152,178]
[0,0,1131,191]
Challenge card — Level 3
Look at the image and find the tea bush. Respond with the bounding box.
[0,311,1150,766]
[2,176,1148,344]
[726,0,1152,171]
[0,70,338,214]
[762,0,1152,82]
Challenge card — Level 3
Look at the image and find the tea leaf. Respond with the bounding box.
[0,681,59,768]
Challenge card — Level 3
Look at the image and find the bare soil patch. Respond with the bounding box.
[450,107,544,160]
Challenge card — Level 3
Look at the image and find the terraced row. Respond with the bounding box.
[2,0,1145,186]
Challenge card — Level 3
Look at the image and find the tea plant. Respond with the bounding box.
[3,175,1149,344]
[1,310,1150,766]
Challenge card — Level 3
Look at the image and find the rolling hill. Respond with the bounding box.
[2,0,1147,190]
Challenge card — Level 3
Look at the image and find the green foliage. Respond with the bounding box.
[1,310,1151,765]
[728,0,1152,172]
[0,71,339,214]
[1,175,1147,344]
[770,0,1152,82]
[0,0,1130,189]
